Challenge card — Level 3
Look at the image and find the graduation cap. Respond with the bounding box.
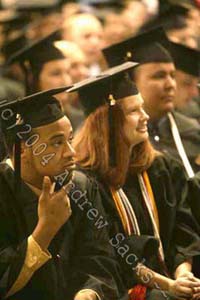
[1,31,28,61]
[15,0,63,15]
[6,30,64,94]
[80,0,124,9]
[142,0,193,33]
[0,86,70,193]
[159,0,190,15]
[0,10,30,36]
[168,41,200,77]
[68,61,139,166]
[102,27,173,67]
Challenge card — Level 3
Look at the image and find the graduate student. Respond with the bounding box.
[168,41,200,121]
[102,26,200,176]
[6,30,84,131]
[0,87,123,300]
[70,62,200,300]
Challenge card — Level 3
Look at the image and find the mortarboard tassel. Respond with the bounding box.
[108,94,116,167]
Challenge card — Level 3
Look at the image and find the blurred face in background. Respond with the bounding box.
[68,50,89,82]
[38,58,72,105]
[62,14,105,65]
[133,62,177,121]
[55,40,89,83]
[174,70,199,109]
[167,26,198,49]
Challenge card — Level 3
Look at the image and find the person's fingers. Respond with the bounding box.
[193,293,200,300]
[192,277,200,283]
[179,279,200,288]
[176,285,193,297]
[62,182,72,194]
[41,176,52,198]
[194,287,200,294]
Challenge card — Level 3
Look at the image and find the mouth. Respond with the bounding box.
[163,95,174,102]
[137,125,148,133]
[63,162,76,170]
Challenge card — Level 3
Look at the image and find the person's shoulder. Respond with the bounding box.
[173,111,200,132]
[0,161,13,178]
[150,153,185,177]
[72,169,99,191]
[0,162,14,200]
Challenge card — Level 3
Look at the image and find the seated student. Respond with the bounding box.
[102,26,200,176]
[168,41,200,121]
[0,87,124,300]
[6,31,83,131]
[69,62,200,300]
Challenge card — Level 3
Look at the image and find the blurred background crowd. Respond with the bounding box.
[0,0,199,133]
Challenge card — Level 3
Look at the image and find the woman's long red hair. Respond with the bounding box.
[74,100,158,188]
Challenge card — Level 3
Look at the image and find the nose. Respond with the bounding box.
[63,141,76,159]
[190,85,199,99]
[79,65,89,80]
[165,75,177,90]
[61,73,72,86]
[141,108,149,122]
[90,35,101,48]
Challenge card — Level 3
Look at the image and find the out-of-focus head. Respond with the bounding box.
[55,40,89,82]
[7,31,72,104]
[104,13,133,46]
[168,41,200,108]
[62,13,105,65]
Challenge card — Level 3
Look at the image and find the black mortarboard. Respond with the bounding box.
[6,30,64,94]
[15,0,62,15]
[68,62,139,166]
[1,32,27,61]
[159,0,190,16]
[68,61,139,115]
[79,0,124,10]
[0,86,69,193]
[102,27,173,67]
[0,10,30,36]
[142,0,194,33]
[168,41,200,77]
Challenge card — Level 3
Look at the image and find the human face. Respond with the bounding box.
[120,94,149,148]
[39,59,72,103]
[69,51,89,82]
[174,70,199,109]
[24,117,75,184]
[64,16,104,65]
[134,63,176,120]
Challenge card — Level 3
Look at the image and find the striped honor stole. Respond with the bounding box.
[110,171,169,300]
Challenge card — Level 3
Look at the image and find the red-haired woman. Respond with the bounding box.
[69,62,200,300]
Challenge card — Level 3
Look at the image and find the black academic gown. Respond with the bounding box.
[187,171,200,278]
[81,155,200,291]
[0,163,124,300]
[148,111,200,173]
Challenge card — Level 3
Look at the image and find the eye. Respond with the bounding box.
[51,139,64,147]
[152,72,165,79]
[68,135,74,144]
[50,70,61,76]
[170,72,176,79]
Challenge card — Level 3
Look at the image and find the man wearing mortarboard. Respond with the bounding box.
[168,41,200,123]
[0,87,124,300]
[103,26,200,176]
